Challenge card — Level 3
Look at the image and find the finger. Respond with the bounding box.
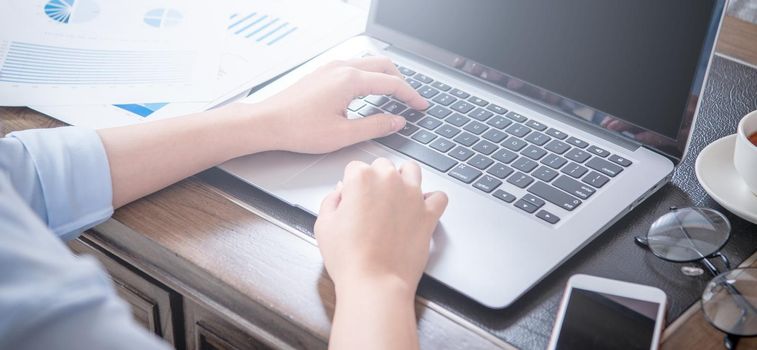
[399,161,422,187]
[339,113,406,145]
[424,191,449,220]
[319,186,342,215]
[352,71,428,110]
[343,160,371,182]
[343,56,403,78]
[371,157,396,170]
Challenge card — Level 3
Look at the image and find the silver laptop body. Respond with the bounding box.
[220,0,726,308]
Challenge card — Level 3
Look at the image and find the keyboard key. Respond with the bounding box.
[418,117,443,130]
[473,175,502,193]
[406,78,422,89]
[418,86,440,98]
[506,111,527,123]
[493,189,516,203]
[525,120,547,131]
[432,93,457,106]
[347,100,365,112]
[587,145,609,157]
[565,148,591,163]
[582,171,610,188]
[453,132,479,147]
[470,108,494,121]
[468,96,488,107]
[398,123,419,136]
[412,130,437,144]
[561,162,588,178]
[398,66,416,76]
[382,101,407,115]
[375,134,457,172]
[541,154,568,169]
[545,128,568,140]
[430,138,456,153]
[586,157,624,177]
[464,121,489,135]
[492,148,518,164]
[487,116,512,130]
[524,132,551,146]
[431,81,451,91]
[482,129,508,143]
[486,104,508,114]
[467,154,494,170]
[521,145,547,160]
[505,124,532,138]
[507,172,535,188]
[533,166,559,182]
[512,157,538,172]
[450,88,470,99]
[544,140,571,155]
[449,164,482,184]
[487,163,514,179]
[414,73,433,83]
[473,140,498,155]
[522,193,546,208]
[502,137,528,151]
[449,146,475,161]
[553,175,596,200]
[446,113,470,127]
[514,199,539,213]
[451,100,475,114]
[536,210,560,224]
[608,154,633,167]
[527,181,582,211]
[566,136,589,148]
[358,106,383,116]
[401,109,424,123]
[435,124,461,138]
[365,95,391,106]
[427,105,452,119]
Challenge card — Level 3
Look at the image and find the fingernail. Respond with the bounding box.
[391,116,406,131]
[336,181,343,189]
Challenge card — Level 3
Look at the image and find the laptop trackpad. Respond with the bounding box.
[279,145,379,214]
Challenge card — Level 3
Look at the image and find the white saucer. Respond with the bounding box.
[695,134,757,224]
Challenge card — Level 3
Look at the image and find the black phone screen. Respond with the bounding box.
[555,288,661,350]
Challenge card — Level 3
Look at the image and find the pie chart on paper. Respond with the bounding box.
[144,8,183,28]
[44,0,100,24]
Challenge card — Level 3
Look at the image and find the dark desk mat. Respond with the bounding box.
[198,55,757,349]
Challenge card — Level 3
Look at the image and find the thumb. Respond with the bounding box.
[424,191,449,220]
[318,182,343,215]
[343,114,406,144]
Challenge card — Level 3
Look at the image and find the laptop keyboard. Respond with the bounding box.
[347,64,634,225]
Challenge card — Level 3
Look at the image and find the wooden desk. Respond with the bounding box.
[2,14,756,350]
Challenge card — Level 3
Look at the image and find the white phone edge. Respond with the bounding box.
[546,274,668,350]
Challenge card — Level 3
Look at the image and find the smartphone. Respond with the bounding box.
[547,274,667,350]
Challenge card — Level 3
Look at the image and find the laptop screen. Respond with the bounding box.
[371,0,724,160]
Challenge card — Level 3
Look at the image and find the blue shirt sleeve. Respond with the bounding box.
[0,127,170,349]
[1,126,114,240]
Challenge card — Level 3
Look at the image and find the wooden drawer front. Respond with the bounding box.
[68,238,179,347]
[185,300,280,350]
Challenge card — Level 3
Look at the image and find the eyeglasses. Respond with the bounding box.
[635,207,757,349]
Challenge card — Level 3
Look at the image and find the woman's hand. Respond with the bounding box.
[250,57,429,154]
[314,158,447,350]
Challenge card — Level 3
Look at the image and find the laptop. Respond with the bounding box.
[221,0,726,308]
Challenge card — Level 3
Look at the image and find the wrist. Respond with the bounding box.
[335,273,418,306]
[211,103,282,157]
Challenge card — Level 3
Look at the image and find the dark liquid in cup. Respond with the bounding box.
[750,132,757,146]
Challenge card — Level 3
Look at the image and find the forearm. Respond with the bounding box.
[329,277,420,350]
[97,103,276,208]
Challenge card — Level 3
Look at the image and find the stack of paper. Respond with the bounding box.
[0,0,367,128]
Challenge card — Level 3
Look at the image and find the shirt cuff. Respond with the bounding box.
[9,127,114,240]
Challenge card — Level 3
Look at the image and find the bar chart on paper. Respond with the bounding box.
[228,11,298,46]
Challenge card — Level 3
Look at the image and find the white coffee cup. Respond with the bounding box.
[734,110,757,195]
